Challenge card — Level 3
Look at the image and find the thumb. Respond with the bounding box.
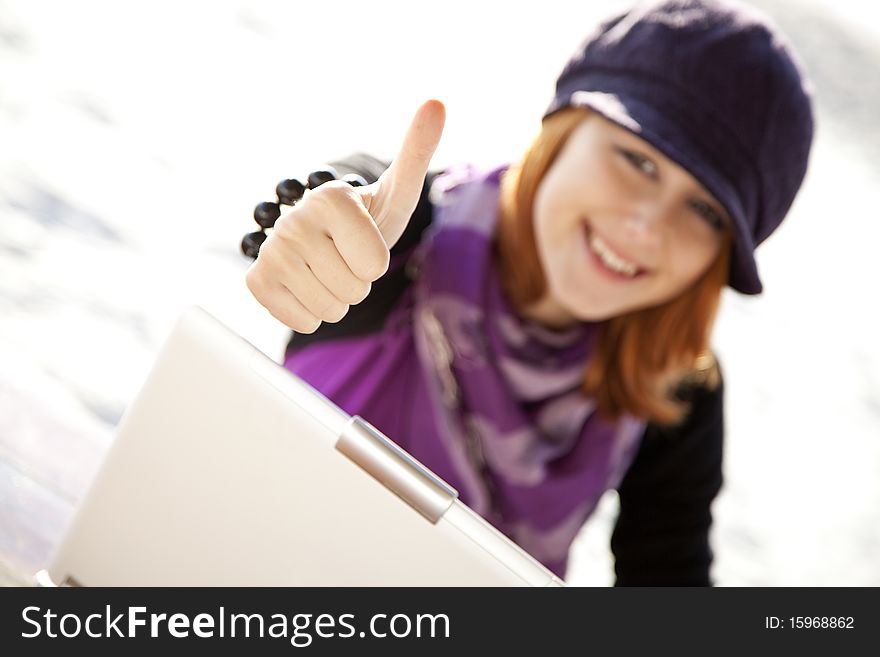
[366,99,446,245]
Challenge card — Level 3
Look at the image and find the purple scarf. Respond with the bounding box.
[284,164,645,577]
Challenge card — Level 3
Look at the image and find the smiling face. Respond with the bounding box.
[528,113,731,324]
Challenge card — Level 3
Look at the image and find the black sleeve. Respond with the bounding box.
[610,366,725,586]
[284,153,440,357]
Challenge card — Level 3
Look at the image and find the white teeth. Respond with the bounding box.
[589,233,639,277]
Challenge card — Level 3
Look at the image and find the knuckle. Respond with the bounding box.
[308,181,357,214]
[267,307,292,329]
[362,252,390,281]
[245,265,264,296]
[273,209,307,243]
[314,179,357,201]
[275,307,320,334]
[324,302,350,324]
[297,317,323,334]
[347,280,372,305]
[316,297,348,323]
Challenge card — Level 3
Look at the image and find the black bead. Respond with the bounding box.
[241,230,267,259]
[253,201,281,228]
[307,166,338,189]
[342,173,368,187]
[276,178,306,205]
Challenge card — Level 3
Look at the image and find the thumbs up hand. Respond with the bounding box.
[246,100,446,333]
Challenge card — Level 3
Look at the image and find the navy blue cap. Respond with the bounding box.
[544,0,815,294]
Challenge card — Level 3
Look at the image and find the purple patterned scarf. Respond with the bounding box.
[284,164,646,577]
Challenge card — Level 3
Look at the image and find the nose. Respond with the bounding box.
[620,197,668,250]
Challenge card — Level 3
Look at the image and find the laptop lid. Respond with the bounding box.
[42,306,562,586]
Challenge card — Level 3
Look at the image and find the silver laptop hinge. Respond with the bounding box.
[336,416,458,524]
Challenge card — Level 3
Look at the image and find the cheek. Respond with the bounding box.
[532,178,573,265]
[665,228,722,290]
[532,182,552,240]
[534,170,597,241]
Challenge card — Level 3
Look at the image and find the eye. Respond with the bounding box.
[616,147,658,179]
[689,199,727,231]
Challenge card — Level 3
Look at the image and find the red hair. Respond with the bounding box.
[495,107,730,425]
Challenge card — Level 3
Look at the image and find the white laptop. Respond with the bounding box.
[37,305,563,587]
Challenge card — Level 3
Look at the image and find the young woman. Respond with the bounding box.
[245,0,814,584]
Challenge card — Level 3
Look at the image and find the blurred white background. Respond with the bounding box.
[1,0,878,585]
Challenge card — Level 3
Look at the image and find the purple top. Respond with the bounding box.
[284,164,645,577]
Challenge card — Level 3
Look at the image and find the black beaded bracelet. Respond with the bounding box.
[241,166,368,259]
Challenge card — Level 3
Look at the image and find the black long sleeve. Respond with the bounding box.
[611,371,725,586]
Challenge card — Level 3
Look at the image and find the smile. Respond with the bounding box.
[583,225,645,279]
